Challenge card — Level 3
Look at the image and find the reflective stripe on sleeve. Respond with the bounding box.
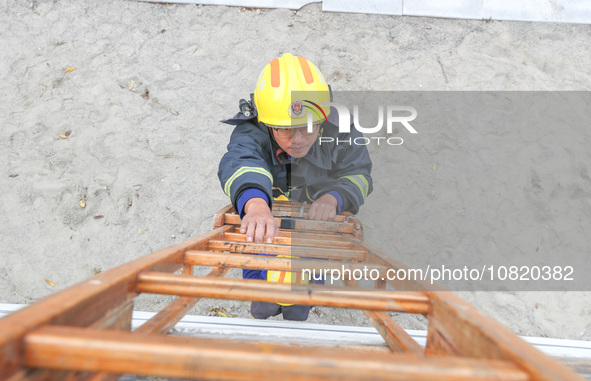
[339,174,370,199]
[224,166,273,198]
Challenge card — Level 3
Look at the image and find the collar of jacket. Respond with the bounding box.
[220,111,256,125]
[298,136,331,169]
[263,123,289,166]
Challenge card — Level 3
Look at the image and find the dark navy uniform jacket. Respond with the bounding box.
[218,112,373,281]
[218,119,373,216]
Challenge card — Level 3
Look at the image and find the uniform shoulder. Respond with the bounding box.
[229,121,270,142]
[321,121,341,138]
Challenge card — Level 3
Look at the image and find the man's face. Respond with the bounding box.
[271,125,319,158]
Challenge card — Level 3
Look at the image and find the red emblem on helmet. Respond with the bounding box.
[289,100,304,118]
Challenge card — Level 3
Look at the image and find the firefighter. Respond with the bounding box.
[218,53,372,320]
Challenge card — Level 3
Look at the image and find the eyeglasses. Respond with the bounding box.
[271,122,321,139]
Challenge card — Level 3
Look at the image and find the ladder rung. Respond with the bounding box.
[224,213,356,234]
[24,326,530,381]
[275,229,354,241]
[136,273,430,314]
[271,200,310,211]
[271,210,348,222]
[207,240,366,261]
[222,232,353,249]
[185,250,386,274]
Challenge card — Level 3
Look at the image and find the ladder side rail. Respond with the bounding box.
[427,291,584,381]
[212,204,235,228]
[0,226,232,380]
[135,267,229,335]
[343,278,424,355]
[343,237,584,380]
[83,268,230,381]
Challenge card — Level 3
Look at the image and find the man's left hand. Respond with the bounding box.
[307,193,338,221]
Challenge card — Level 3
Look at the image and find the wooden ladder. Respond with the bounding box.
[0,201,583,380]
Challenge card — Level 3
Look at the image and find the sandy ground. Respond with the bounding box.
[1,0,590,342]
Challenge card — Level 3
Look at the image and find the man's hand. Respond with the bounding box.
[241,198,279,243]
[307,193,338,221]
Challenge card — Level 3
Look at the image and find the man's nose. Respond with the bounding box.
[291,129,305,142]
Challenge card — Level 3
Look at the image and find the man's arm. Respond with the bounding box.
[310,127,373,218]
[218,123,279,243]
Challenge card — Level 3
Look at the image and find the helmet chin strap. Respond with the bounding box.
[250,93,257,114]
[267,125,276,142]
[265,124,284,155]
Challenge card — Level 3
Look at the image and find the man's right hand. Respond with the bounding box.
[241,198,279,244]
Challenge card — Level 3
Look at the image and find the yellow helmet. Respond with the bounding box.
[254,53,331,127]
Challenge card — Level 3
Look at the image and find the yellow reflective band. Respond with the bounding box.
[224,166,273,198]
[266,255,309,306]
[305,187,314,201]
[340,175,369,199]
[359,175,370,197]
